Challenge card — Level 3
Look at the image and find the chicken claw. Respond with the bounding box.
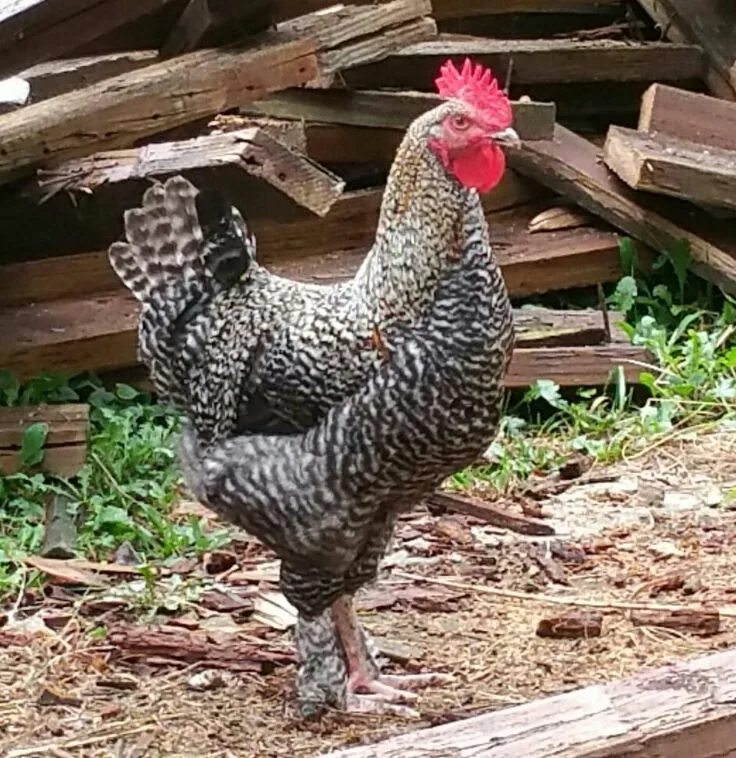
[345,693,419,718]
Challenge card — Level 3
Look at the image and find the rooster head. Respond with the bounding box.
[427,58,519,193]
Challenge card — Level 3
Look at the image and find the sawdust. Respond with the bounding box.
[1,430,735,758]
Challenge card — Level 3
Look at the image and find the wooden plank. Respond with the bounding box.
[639,83,736,151]
[343,37,705,89]
[509,124,736,295]
[332,647,736,757]
[271,0,622,21]
[0,403,88,477]
[32,128,345,218]
[430,0,622,18]
[245,90,556,140]
[0,283,633,381]
[0,0,435,185]
[0,188,628,307]
[0,0,177,79]
[0,164,537,263]
[638,0,736,100]
[18,50,159,103]
[604,125,736,211]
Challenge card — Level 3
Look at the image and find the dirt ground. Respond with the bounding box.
[1,430,736,758]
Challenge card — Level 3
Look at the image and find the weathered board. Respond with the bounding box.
[510,124,736,295]
[0,404,88,477]
[331,646,736,757]
[639,83,736,151]
[604,125,736,211]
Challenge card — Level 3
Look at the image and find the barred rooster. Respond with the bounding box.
[109,59,518,716]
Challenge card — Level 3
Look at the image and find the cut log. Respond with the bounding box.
[639,83,736,152]
[245,90,556,140]
[509,124,736,295]
[427,491,555,536]
[0,0,176,79]
[0,404,88,477]
[0,285,634,380]
[330,647,736,757]
[32,128,345,217]
[630,608,720,636]
[638,0,736,100]
[0,0,436,185]
[343,37,705,89]
[536,610,603,639]
[603,125,736,212]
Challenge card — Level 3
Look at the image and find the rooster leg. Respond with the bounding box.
[331,596,450,709]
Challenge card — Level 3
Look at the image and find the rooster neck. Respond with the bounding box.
[352,133,483,323]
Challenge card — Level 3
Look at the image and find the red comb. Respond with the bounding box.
[435,58,513,131]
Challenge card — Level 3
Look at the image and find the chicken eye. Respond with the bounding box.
[451,114,470,131]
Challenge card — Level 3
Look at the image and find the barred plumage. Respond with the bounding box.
[179,198,514,714]
[109,74,518,717]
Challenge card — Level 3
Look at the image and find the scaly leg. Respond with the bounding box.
[330,595,451,715]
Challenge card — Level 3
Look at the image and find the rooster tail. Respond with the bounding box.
[108,175,255,304]
[108,176,205,303]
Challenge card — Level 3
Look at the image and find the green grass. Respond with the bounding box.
[0,376,229,598]
[1,237,735,600]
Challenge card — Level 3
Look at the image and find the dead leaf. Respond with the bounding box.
[199,614,241,636]
[187,669,235,691]
[558,454,593,481]
[528,205,593,233]
[434,516,472,545]
[38,685,82,707]
[203,550,238,575]
[650,540,686,559]
[24,556,108,587]
[200,588,254,614]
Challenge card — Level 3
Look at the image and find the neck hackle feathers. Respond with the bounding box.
[435,58,513,132]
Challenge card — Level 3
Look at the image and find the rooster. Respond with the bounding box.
[108,59,518,716]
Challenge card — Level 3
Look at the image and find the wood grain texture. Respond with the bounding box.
[638,0,736,99]
[0,284,636,383]
[331,647,736,757]
[343,37,705,88]
[0,403,88,477]
[510,124,736,295]
[0,0,175,78]
[604,125,736,211]
[245,89,556,140]
[639,83,736,151]
[32,128,345,217]
[0,0,436,184]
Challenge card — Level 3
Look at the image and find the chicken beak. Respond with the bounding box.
[491,127,521,149]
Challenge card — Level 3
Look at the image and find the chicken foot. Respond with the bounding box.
[330,595,450,716]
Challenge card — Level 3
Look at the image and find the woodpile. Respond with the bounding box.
[1,0,735,388]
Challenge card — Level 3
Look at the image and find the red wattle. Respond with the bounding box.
[449,142,505,193]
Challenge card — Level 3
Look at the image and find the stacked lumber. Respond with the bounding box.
[4,0,736,389]
[604,84,736,214]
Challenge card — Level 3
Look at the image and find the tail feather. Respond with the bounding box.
[108,176,209,304]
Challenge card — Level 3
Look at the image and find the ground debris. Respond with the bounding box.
[630,608,721,636]
[107,623,294,671]
[536,610,603,639]
[427,490,554,536]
